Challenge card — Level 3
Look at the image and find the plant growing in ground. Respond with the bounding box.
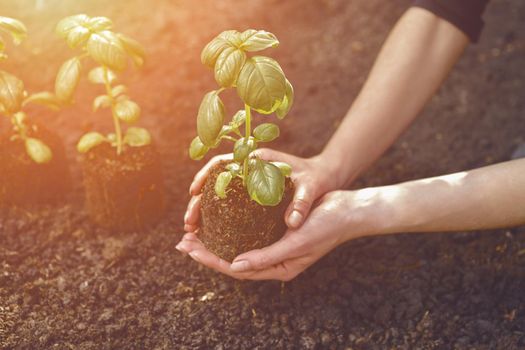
[54,14,149,155]
[0,16,65,164]
[189,29,294,206]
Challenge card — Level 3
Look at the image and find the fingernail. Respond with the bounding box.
[189,251,201,263]
[183,211,189,223]
[288,210,303,228]
[230,260,251,272]
[175,243,185,253]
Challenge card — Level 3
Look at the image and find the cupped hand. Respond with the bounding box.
[177,190,376,281]
[184,148,340,233]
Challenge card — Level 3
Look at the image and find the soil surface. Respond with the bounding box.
[200,162,293,262]
[1,0,524,348]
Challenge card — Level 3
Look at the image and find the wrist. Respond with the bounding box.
[311,151,359,191]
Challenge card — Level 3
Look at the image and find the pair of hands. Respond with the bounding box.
[176,148,362,281]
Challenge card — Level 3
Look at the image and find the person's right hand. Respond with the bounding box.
[184,148,342,233]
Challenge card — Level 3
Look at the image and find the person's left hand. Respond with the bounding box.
[176,190,379,281]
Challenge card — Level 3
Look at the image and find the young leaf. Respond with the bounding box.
[77,132,106,153]
[56,14,89,38]
[13,111,27,125]
[111,84,127,97]
[201,36,231,68]
[214,171,233,199]
[225,162,241,175]
[197,90,225,146]
[218,125,233,138]
[189,136,209,160]
[0,70,25,113]
[276,78,294,119]
[117,33,145,67]
[93,94,111,111]
[115,99,140,123]
[88,17,113,32]
[88,66,116,85]
[218,30,242,46]
[240,30,279,52]
[247,159,285,206]
[66,26,91,48]
[271,161,292,177]
[237,56,286,114]
[55,57,81,102]
[230,110,246,128]
[253,123,279,142]
[233,137,257,162]
[0,17,27,45]
[214,46,246,87]
[23,92,61,111]
[124,127,151,147]
[25,138,52,164]
[87,31,127,71]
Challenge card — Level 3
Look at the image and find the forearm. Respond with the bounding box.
[319,7,469,188]
[355,159,525,237]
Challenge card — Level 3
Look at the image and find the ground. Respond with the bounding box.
[1,0,524,348]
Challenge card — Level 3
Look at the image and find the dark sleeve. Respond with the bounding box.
[412,0,490,42]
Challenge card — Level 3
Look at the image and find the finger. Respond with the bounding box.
[253,148,293,163]
[285,183,315,229]
[184,224,198,232]
[188,249,243,279]
[229,235,297,273]
[184,194,201,226]
[175,236,201,254]
[190,154,232,195]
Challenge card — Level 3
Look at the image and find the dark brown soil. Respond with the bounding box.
[1,0,524,348]
[81,142,165,232]
[200,162,293,262]
[0,123,70,209]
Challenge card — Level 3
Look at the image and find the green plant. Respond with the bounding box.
[54,14,150,155]
[0,16,64,164]
[189,29,294,206]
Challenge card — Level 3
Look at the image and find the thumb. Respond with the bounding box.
[286,183,315,229]
[230,237,296,272]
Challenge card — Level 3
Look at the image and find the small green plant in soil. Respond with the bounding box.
[0,16,71,207]
[189,29,295,261]
[56,14,164,231]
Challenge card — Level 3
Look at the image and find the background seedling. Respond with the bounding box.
[0,16,64,164]
[189,29,294,206]
[54,14,149,155]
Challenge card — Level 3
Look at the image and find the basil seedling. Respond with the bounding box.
[55,14,150,155]
[190,29,294,206]
[0,16,64,164]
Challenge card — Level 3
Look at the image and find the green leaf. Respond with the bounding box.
[117,33,145,67]
[247,159,285,206]
[55,57,81,102]
[271,161,292,177]
[0,70,24,113]
[87,16,113,32]
[124,127,151,147]
[240,29,279,52]
[214,171,233,199]
[13,111,26,125]
[111,84,127,97]
[87,30,127,71]
[25,138,52,164]
[77,132,106,153]
[22,92,61,111]
[56,14,89,38]
[197,90,225,146]
[214,46,246,87]
[218,125,233,138]
[88,66,116,85]
[253,123,279,142]
[0,16,27,45]
[189,136,209,160]
[218,30,242,46]
[93,94,111,111]
[237,56,286,114]
[233,136,257,162]
[230,110,246,128]
[66,25,91,48]
[276,78,294,119]
[115,99,140,123]
[201,37,230,68]
[225,162,241,175]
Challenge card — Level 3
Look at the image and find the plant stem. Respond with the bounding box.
[243,104,251,186]
[103,66,123,155]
